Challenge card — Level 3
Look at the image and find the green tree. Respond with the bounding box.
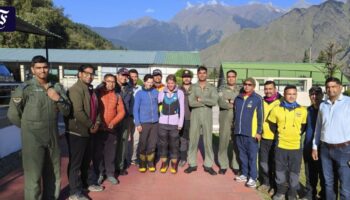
[174,68,193,85]
[316,50,327,63]
[302,50,310,63]
[316,42,345,79]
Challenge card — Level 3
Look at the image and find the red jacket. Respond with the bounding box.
[98,88,125,129]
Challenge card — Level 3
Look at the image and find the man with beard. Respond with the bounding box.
[258,81,282,194]
[178,70,193,167]
[65,64,103,200]
[114,67,133,176]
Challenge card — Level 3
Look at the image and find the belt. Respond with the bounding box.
[323,141,350,149]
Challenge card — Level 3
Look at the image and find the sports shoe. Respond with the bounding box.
[97,175,104,185]
[68,193,89,200]
[257,184,270,192]
[88,184,104,192]
[245,178,257,188]
[234,175,248,182]
[272,193,285,200]
[107,176,119,185]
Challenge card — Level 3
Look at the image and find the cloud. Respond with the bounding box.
[186,1,194,9]
[207,0,218,5]
[145,8,155,13]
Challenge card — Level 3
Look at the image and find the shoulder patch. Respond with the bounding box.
[218,92,223,97]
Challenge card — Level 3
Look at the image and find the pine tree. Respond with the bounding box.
[302,50,310,63]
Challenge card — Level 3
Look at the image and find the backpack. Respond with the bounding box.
[161,91,180,116]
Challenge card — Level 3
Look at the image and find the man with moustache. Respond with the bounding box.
[312,77,350,200]
[217,70,240,175]
[114,67,133,176]
[178,69,193,167]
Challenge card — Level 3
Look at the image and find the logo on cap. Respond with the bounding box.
[0,7,15,32]
[182,70,192,78]
[152,69,162,76]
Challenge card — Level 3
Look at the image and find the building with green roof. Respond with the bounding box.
[0,48,202,85]
[219,62,349,86]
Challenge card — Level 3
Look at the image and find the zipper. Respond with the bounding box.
[148,91,154,122]
[238,97,247,135]
[167,92,170,125]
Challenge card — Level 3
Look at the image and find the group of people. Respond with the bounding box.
[7,55,350,200]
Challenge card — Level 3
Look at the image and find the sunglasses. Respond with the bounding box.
[243,83,253,86]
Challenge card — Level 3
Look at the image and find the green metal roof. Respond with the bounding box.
[154,51,201,66]
[221,62,348,85]
[0,48,201,66]
[222,62,325,71]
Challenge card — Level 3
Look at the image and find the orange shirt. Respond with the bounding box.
[99,89,125,128]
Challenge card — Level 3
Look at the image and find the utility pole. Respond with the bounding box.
[309,47,312,63]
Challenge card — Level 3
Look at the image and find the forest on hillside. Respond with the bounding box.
[0,0,117,49]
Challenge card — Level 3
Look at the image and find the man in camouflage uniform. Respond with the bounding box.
[217,70,240,175]
[184,66,218,175]
[7,55,71,200]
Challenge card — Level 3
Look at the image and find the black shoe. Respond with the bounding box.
[218,168,227,175]
[203,166,217,175]
[119,169,128,176]
[178,160,187,167]
[184,166,197,174]
[232,168,240,175]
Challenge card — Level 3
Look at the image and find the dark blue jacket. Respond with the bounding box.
[115,83,133,117]
[133,87,159,126]
[234,92,264,137]
[304,105,319,149]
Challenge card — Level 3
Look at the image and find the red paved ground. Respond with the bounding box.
[0,139,262,200]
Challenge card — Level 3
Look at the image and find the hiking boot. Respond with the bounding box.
[234,175,248,182]
[107,176,120,185]
[147,153,156,172]
[245,178,257,188]
[139,154,147,173]
[160,162,168,173]
[170,160,178,174]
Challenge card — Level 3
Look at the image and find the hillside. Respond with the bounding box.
[0,0,116,49]
[201,0,350,67]
[91,3,285,51]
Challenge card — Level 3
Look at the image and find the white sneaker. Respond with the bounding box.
[88,184,104,192]
[234,175,248,182]
[245,178,257,188]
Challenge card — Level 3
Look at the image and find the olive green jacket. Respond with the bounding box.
[218,85,239,110]
[7,78,71,145]
[188,82,218,108]
[65,79,100,137]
